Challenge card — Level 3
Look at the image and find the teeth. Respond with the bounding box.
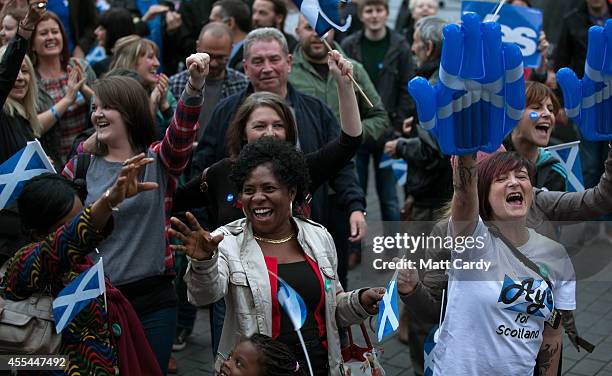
[254,208,271,215]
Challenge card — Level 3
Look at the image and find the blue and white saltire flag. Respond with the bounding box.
[292,0,352,37]
[278,277,307,330]
[53,259,106,333]
[0,140,55,210]
[462,1,543,68]
[376,273,399,342]
[277,276,314,376]
[545,141,585,192]
[423,324,439,376]
[379,153,408,186]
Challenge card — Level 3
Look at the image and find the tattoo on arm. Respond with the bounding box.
[560,310,579,350]
[453,155,477,193]
[537,342,560,375]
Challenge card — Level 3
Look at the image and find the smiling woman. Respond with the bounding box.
[503,81,568,191]
[175,138,385,376]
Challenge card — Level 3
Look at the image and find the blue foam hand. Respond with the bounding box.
[408,12,526,156]
[557,20,612,141]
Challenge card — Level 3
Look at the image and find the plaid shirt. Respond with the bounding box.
[62,94,202,273]
[169,67,249,102]
[38,58,96,163]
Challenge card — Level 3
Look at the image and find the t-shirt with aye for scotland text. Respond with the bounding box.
[432,218,576,375]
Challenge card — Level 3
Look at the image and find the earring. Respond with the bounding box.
[289,201,293,216]
[242,206,248,218]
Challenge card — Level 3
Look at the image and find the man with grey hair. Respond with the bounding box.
[192,27,367,289]
[411,15,446,73]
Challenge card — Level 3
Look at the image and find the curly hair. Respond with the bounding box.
[230,138,310,204]
[245,334,306,376]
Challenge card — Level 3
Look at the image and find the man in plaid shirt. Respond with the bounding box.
[169,22,249,141]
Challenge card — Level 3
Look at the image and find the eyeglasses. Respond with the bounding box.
[205,53,229,63]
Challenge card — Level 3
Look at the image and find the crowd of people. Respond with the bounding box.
[0,0,610,375]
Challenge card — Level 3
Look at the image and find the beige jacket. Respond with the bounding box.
[185,216,372,375]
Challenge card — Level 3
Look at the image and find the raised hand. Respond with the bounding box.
[169,212,224,261]
[105,153,158,207]
[557,19,612,141]
[408,12,525,155]
[328,50,353,86]
[186,53,210,91]
[19,0,47,31]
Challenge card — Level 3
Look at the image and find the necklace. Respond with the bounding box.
[253,232,296,244]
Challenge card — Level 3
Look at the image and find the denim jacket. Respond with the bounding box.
[185,216,372,375]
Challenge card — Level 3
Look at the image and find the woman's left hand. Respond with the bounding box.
[328,50,353,87]
[359,287,386,315]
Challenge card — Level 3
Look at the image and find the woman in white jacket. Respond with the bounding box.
[170,138,385,376]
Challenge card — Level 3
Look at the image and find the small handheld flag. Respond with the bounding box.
[544,141,584,192]
[0,140,55,209]
[275,275,314,376]
[291,0,351,37]
[376,273,399,342]
[53,259,106,333]
[379,153,408,186]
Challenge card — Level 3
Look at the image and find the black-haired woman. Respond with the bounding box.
[90,7,135,77]
[172,138,385,376]
[1,155,163,375]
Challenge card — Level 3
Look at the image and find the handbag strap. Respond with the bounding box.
[346,323,373,350]
[488,225,553,288]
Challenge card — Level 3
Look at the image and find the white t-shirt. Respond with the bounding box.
[432,218,576,375]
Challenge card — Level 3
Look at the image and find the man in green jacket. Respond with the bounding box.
[289,16,390,146]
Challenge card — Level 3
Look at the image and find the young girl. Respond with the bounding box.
[220,334,306,376]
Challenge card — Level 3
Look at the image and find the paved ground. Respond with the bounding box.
[172,156,612,375]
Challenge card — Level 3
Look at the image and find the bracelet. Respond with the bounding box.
[186,79,204,93]
[50,106,60,122]
[104,189,120,212]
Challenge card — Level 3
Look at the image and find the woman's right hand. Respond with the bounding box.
[169,212,224,261]
[328,50,353,88]
[104,153,158,208]
[396,257,419,295]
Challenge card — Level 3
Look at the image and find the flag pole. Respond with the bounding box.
[95,248,108,312]
[320,36,374,108]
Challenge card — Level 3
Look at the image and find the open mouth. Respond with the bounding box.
[44,41,58,49]
[96,120,110,129]
[506,192,524,206]
[534,122,550,135]
[252,208,273,218]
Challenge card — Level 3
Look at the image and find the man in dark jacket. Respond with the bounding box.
[191,28,367,288]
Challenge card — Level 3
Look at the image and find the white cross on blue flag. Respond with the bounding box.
[278,277,307,330]
[0,140,55,210]
[544,141,585,192]
[376,274,399,342]
[379,153,408,186]
[291,0,352,37]
[53,259,106,333]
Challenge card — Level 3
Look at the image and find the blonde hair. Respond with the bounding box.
[0,46,41,136]
[109,35,158,73]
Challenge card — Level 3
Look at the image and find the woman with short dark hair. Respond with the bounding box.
[173,138,385,376]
